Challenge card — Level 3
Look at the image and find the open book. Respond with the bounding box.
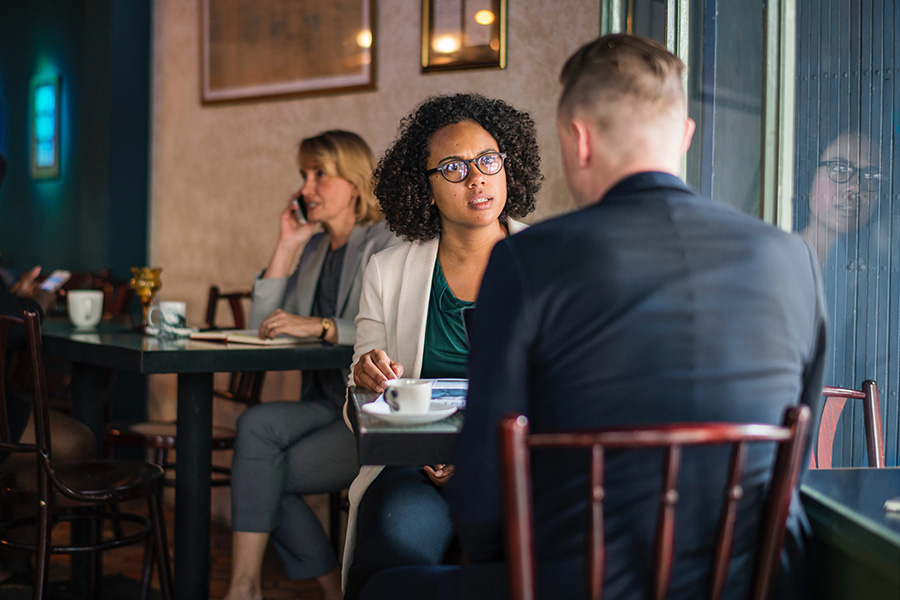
[189,329,319,346]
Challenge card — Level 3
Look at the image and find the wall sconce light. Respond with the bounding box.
[30,74,60,179]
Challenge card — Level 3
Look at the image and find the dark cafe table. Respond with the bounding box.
[347,385,463,465]
[801,467,900,599]
[40,320,354,600]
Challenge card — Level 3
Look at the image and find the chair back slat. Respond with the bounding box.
[500,406,810,600]
[749,407,809,599]
[653,445,681,600]
[588,444,605,600]
[0,317,12,444]
[499,415,538,600]
[204,286,265,407]
[22,312,52,459]
[709,442,748,600]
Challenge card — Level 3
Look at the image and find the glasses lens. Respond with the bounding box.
[475,153,503,175]
[440,161,468,182]
[859,169,881,193]
[826,162,851,183]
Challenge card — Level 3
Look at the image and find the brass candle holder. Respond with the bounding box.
[130,266,162,328]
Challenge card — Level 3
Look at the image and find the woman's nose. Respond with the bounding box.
[300,177,316,196]
[466,165,487,187]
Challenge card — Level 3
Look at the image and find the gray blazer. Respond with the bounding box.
[249,222,399,346]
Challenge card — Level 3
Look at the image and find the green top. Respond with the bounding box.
[420,257,474,379]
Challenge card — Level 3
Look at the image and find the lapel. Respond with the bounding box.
[335,224,367,317]
[296,235,329,314]
[395,238,439,378]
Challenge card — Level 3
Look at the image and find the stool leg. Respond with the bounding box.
[33,500,51,600]
[149,490,174,600]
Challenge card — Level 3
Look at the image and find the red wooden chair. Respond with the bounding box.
[809,381,884,468]
[499,406,810,600]
[104,286,265,486]
[0,311,173,600]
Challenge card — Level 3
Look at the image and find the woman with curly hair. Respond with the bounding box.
[342,93,542,599]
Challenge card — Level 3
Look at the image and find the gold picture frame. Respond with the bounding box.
[201,0,375,102]
[421,0,507,72]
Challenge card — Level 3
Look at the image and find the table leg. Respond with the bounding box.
[69,362,110,451]
[174,372,214,600]
[67,362,109,597]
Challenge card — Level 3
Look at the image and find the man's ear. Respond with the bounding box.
[571,118,593,168]
[680,117,696,155]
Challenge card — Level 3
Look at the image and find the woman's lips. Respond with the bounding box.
[467,195,493,209]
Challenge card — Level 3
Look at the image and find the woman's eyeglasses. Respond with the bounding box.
[426,152,506,183]
[818,160,882,192]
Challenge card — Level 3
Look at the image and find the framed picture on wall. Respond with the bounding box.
[421,0,507,72]
[201,0,375,102]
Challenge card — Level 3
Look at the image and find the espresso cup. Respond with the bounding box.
[147,301,188,337]
[67,290,104,329]
[384,379,433,414]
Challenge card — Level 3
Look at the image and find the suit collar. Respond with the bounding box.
[600,172,694,204]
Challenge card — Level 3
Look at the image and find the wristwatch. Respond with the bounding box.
[319,318,331,340]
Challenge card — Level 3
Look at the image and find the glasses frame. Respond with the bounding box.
[818,160,882,192]
[426,151,507,183]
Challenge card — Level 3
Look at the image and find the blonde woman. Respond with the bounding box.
[225,131,399,600]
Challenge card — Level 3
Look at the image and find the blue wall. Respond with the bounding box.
[0,0,150,281]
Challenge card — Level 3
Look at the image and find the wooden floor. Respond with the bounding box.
[0,496,332,600]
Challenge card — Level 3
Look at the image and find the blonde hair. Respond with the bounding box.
[299,130,382,225]
[559,34,686,137]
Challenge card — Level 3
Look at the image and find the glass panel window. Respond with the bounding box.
[794,0,897,466]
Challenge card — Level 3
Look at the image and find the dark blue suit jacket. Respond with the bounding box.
[446,172,827,599]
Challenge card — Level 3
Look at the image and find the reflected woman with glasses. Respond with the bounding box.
[796,130,887,467]
[799,131,881,265]
[343,93,542,599]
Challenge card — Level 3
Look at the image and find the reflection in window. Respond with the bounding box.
[794,0,896,466]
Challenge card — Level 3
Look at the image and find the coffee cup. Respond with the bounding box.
[67,290,104,329]
[384,379,433,414]
[147,301,188,337]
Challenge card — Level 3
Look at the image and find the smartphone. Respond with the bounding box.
[292,196,308,224]
[39,269,71,293]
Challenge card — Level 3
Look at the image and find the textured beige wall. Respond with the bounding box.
[150,0,600,519]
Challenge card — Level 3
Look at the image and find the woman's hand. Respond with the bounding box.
[353,349,403,392]
[424,464,455,486]
[10,265,42,297]
[263,199,317,279]
[258,309,323,340]
[278,198,316,247]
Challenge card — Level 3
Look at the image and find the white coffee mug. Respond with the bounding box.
[147,301,188,337]
[67,290,104,329]
[384,379,433,414]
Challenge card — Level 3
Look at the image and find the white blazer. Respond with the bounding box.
[341,220,528,584]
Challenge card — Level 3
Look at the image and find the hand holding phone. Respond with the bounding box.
[39,270,71,293]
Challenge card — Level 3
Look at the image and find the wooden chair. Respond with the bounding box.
[104,286,265,486]
[0,311,173,600]
[810,381,884,468]
[499,406,810,600]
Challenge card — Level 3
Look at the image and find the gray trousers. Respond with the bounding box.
[231,399,359,580]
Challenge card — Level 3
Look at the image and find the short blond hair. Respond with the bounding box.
[559,34,686,135]
[299,130,382,225]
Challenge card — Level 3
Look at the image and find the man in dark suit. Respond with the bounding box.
[360,34,826,600]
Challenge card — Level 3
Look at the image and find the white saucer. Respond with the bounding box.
[361,401,457,424]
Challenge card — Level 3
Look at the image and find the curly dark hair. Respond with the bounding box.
[374,93,542,241]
